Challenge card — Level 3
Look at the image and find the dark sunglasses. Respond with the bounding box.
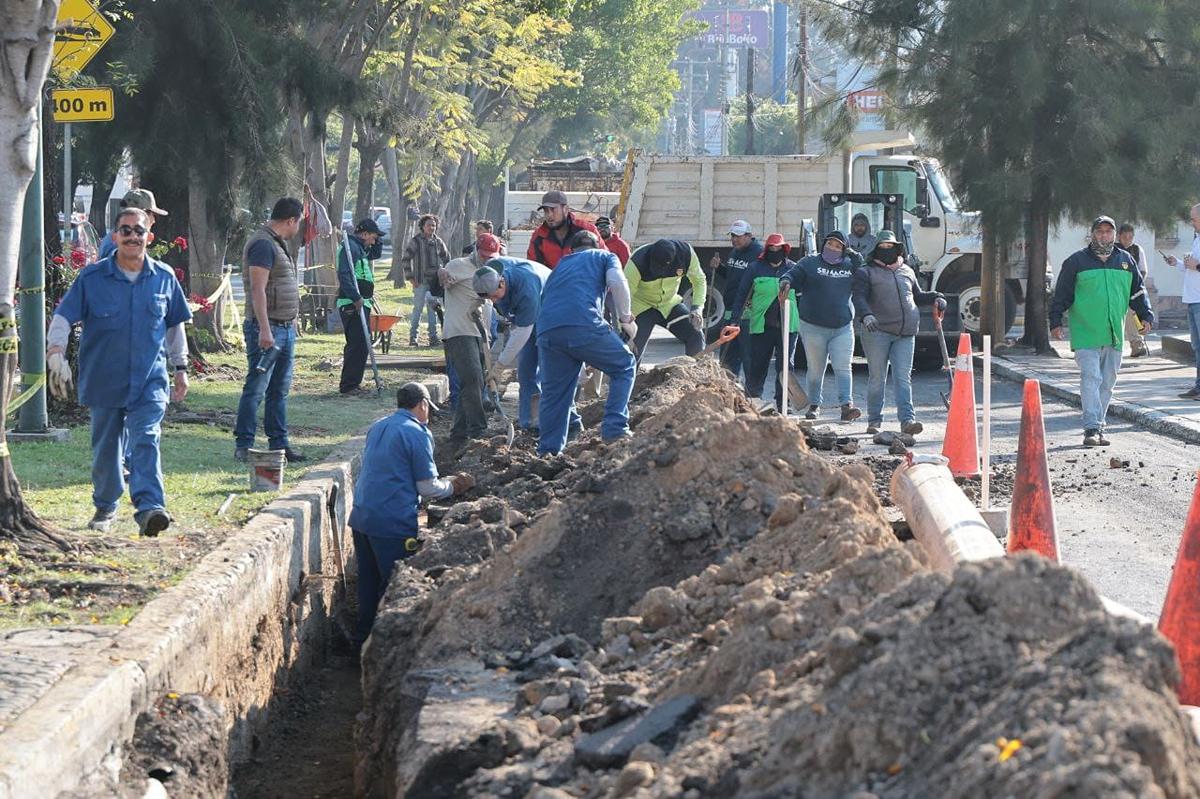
[117,225,148,237]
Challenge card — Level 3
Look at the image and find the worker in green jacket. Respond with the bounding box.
[336,218,381,395]
[624,238,707,360]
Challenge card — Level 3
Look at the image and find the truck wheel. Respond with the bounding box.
[942,274,1017,335]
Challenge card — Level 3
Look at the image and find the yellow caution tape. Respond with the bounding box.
[0,441,9,458]
[6,372,46,416]
[0,338,19,354]
[16,285,44,295]
[0,317,17,329]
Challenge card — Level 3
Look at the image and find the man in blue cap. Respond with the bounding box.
[535,230,637,455]
[350,382,475,645]
[47,207,192,537]
[473,256,551,432]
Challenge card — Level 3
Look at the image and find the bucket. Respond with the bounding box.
[247,448,286,492]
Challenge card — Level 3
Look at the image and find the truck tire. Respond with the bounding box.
[942,273,1017,336]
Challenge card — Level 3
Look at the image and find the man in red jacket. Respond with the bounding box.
[595,216,630,266]
[527,190,605,268]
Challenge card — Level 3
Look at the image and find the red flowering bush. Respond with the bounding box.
[70,248,87,269]
[52,255,65,265]
[173,236,188,251]
[189,293,214,314]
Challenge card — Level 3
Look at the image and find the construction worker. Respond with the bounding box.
[336,218,382,395]
[526,190,604,268]
[725,233,799,413]
[1166,204,1200,399]
[47,208,192,536]
[400,214,449,346]
[349,382,474,645]
[1051,216,1154,447]
[712,220,763,379]
[535,230,637,455]
[779,231,862,422]
[594,216,630,266]
[846,213,876,260]
[852,230,947,436]
[97,188,169,261]
[625,238,707,360]
[1116,222,1151,357]
[439,234,502,447]
[473,256,552,432]
[462,220,502,256]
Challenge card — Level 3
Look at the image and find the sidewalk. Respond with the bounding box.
[987,334,1200,445]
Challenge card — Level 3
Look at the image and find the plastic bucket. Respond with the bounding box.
[247,448,286,492]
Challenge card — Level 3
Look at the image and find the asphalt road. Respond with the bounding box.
[641,332,1196,619]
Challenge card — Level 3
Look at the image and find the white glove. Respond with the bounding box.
[689,308,704,330]
[620,318,638,341]
[862,314,880,332]
[487,361,511,385]
[47,351,73,399]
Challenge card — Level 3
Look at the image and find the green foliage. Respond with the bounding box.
[727,94,801,156]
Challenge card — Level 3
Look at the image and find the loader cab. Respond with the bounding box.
[818,193,907,261]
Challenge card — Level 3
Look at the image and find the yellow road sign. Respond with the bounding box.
[51,87,114,123]
[53,0,115,79]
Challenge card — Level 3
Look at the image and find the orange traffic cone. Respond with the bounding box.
[941,332,980,478]
[1007,379,1059,562]
[1158,474,1200,705]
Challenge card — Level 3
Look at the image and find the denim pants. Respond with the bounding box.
[719,318,751,379]
[352,529,415,646]
[861,329,916,426]
[409,284,439,341]
[537,325,635,455]
[745,329,799,412]
[91,392,167,514]
[234,319,296,450]
[1189,303,1200,391]
[798,319,854,407]
[1074,346,1122,432]
[515,335,541,429]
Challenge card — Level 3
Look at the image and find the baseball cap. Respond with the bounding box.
[396,382,439,411]
[473,265,502,296]
[1091,215,1116,231]
[355,218,383,235]
[122,189,168,216]
[823,231,848,246]
[476,233,502,258]
[595,216,613,230]
[728,220,752,236]
[537,190,569,210]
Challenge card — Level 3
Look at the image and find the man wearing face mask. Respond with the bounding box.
[1051,216,1154,447]
[624,238,707,360]
[725,233,799,413]
[779,231,861,422]
[846,213,876,261]
[851,230,946,436]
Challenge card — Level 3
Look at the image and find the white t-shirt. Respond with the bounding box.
[1176,233,1200,305]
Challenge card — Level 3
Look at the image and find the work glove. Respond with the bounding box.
[862,314,880,333]
[619,318,638,342]
[689,308,704,331]
[777,281,791,305]
[450,473,475,494]
[933,295,947,313]
[47,350,73,399]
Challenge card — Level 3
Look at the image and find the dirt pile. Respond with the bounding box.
[356,357,1200,798]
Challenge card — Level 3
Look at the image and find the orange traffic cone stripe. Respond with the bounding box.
[1007,379,1060,562]
[1158,474,1200,705]
[941,332,980,478]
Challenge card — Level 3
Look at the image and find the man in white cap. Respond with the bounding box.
[711,220,762,378]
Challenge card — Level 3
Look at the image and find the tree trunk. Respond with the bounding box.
[329,112,355,221]
[382,145,405,285]
[40,103,62,259]
[0,0,76,554]
[286,99,330,207]
[89,160,119,236]
[1022,186,1054,355]
[187,169,230,351]
[353,135,383,222]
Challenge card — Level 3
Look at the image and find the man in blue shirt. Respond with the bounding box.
[349,382,474,644]
[48,208,192,537]
[535,231,638,455]
[472,257,551,431]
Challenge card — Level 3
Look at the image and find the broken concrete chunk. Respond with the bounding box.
[573,695,701,769]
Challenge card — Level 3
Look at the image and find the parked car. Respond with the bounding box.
[370,206,392,244]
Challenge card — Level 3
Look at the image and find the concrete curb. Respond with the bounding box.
[984,355,1200,446]
[0,439,365,798]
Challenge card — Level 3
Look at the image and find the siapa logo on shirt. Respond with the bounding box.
[816,266,853,278]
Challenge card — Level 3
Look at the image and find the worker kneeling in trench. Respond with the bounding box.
[349,382,475,647]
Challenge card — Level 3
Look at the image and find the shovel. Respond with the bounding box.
[935,309,952,409]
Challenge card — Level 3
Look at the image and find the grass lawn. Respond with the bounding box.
[0,279,438,628]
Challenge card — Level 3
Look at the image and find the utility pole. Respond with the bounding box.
[62,122,71,244]
[796,0,808,153]
[14,105,53,438]
[745,47,755,155]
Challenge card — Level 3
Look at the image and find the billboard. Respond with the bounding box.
[691,9,770,48]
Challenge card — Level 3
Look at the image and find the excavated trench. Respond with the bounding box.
[225,357,1198,798]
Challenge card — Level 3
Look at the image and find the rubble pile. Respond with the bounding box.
[356,358,1200,798]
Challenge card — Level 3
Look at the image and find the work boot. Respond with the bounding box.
[1097,431,1111,446]
[234,447,249,463]
[840,403,862,422]
[866,422,880,435]
[1083,429,1103,447]
[135,508,171,538]
[89,507,116,532]
[409,336,418,348]
[901,420,924,436]
[283,447,307,463]
[1130,345,1149,358]
[805,404,819,420]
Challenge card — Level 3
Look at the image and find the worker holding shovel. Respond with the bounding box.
[335,218,383,396]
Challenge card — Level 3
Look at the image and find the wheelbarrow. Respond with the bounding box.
[369,313,403,354]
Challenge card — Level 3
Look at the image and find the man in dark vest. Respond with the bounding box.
[337,218,382,394]
[234,197,307,463]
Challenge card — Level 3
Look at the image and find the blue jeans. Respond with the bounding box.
[720,318,751,379]
[861,329,916,426]
[798,320,854,407]
[352,530,415,646]
[537,326,635,455]
[234,319,296,450]
[1074,346,1122,432]
[91,392,167,514]
[516,335,540,429]
[1188,303,1200,390]
[409,284,439,341]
